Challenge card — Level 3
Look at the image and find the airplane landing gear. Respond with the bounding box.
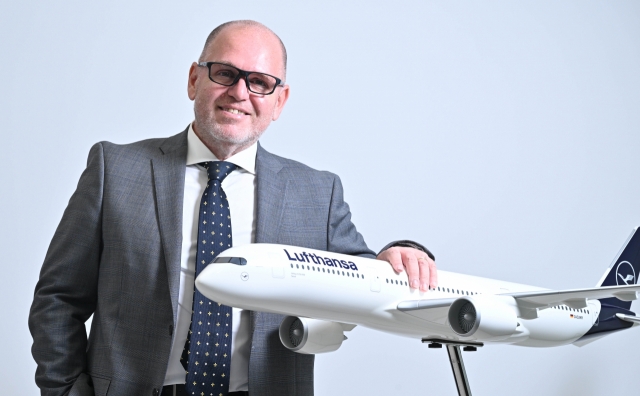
[422,338,483,396]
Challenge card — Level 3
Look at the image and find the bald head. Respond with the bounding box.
[199,20,288,79]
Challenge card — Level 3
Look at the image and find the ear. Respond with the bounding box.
[271,84,290,121]
[187,62,199,100]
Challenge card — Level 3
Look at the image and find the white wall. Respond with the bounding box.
[3,1,639,394]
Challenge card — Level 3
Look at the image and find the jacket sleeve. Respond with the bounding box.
[327,174,435,261]
[29,143,105,396]
[326,175,376,259]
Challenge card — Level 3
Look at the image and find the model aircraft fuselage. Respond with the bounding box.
[196,229,640,354]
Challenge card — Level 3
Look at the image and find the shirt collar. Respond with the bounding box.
[186,122,257,174]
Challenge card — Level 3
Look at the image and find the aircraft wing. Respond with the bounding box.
[505,283,640,309]
[396,284,640,321]
[396,298,458,323]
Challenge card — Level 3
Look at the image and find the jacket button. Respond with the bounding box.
[152,388,159,396]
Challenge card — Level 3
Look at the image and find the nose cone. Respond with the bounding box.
[194,243,287,312]
[196,261,239,304]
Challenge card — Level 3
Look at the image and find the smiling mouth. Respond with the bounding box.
[220,107,248,115]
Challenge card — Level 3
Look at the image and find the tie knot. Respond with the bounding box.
[202,161,237,182]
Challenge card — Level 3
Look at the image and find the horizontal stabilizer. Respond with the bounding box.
[507,284,640,309]
[616,314,640,324]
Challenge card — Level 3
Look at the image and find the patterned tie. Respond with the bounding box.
[182,161,237,396]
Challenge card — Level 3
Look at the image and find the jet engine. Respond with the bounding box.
[447,295,518,341]
[279,316,347,354]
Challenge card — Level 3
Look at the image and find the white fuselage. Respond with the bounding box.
[196,244,600,348]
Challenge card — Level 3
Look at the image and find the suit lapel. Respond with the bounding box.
[152,130,188,323]
[255,143,288,244]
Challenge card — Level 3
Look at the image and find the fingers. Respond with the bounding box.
[382,247,404,273]
[403,250,420,290]
[416,256,430,292]
[377,247,438,292]
[428,258,438,289]
[418,256,438,290]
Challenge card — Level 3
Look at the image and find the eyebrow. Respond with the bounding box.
[213,60,239,68]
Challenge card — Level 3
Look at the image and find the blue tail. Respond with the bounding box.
[579,227,640,342]
[596,227,640,309]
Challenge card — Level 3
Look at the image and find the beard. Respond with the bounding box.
[193,100,268,150]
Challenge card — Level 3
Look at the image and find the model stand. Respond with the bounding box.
[422,338,483,396]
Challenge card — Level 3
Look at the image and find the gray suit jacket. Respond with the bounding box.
[29,129,375,396]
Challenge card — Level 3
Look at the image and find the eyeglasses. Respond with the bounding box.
[197,62,285,95]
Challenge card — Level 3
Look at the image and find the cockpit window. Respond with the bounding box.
[212,256,247,265]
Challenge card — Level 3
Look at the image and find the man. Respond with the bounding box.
[29,20,437,396]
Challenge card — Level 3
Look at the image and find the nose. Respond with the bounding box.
[226,75,251,100]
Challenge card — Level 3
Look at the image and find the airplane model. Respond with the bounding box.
[195,227,640,393]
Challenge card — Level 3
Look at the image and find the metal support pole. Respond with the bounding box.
[446,345,472,396]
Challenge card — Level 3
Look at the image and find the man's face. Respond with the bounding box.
[188,26,290,151]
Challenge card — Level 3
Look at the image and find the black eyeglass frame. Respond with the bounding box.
[197,61,285,95]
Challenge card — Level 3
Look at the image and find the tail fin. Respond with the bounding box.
[596,227,640,310]
[577,228,640,345]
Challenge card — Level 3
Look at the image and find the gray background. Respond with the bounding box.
[2,1,639,394]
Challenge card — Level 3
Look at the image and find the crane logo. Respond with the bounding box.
[615,261,636,285]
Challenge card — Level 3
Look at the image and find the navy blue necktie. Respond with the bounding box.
[182,161,237,396]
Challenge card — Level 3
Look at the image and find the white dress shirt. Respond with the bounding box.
[164,124,256,391]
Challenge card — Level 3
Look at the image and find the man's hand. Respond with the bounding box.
[377,247,438,291]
